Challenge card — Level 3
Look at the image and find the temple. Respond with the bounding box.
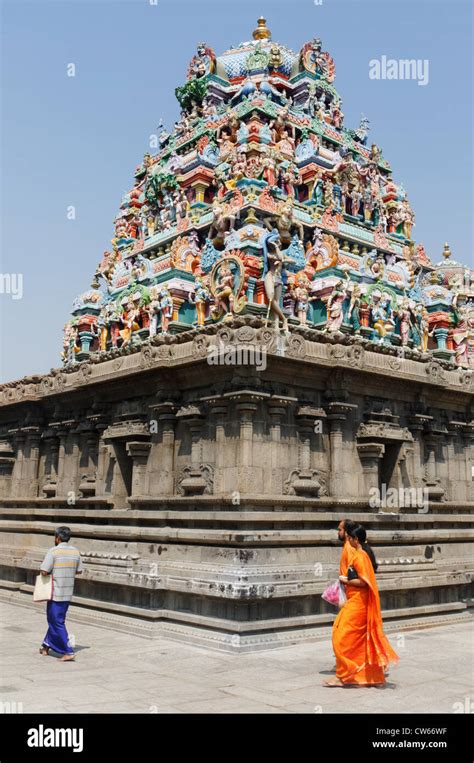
[0,19,473,650]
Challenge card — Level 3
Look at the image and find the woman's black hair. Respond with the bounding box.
[347,523,378,573]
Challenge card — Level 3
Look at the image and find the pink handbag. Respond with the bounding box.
[322,580,346,608]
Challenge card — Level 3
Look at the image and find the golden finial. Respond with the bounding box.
[442,242,452,259]
[253,16,271,40]
[245,208,259,224]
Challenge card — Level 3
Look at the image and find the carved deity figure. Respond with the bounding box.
[324,280,346,333]
[217,127,236,162]
[323,177,334,208]
[211,261,236,319]
[173,188,190,220]
[330,101,343,129]
[347,283,362,333]
[262,230,294,333]
[119,299,140,346]
[350,187,362,217]
[398,199,416,239]
[305,83,318,118]
[419,306,430,353]
[269,106,289,143]
[370,290,395,342]
[312,176,324,206]
[187,42,216,80]
[61,322,79,363]
[275,127,295,158]
[190,276,211,326]
[452,298,474,367]
[97,306,109,352]
[397,297,412,347]
[262,151,278,186]
[158,288,174,334]
[209,200,238,242]
[280,164,298,197]
[264,199,303,247]
[147,291,161,338]
[292,276,313,325]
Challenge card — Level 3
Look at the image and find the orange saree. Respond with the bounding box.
[333,548,399,685]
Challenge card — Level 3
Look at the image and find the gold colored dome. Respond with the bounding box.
[253,16,271,40]
[442,242,452,259]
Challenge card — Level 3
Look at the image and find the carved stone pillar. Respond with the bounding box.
[284,405,327,496]
[267,397,292,494]
[176,405,210,495]
[225,390,268,494]
[327,402,356,498]
[23,428,41,497]
[208,399,228,495]
[53,424,73,497]
[108,443,131,508]
[407,415,430,489]
[61,427,81,498]
[9,431,26,498]
[93,422,109,497]
[357,442,385,500]
[235,400,257,494]
[87,431,99,470]
[445,422,463,501]
[236,402,257,471]
[461,423,474,499]
[150,401,177,496]
[423,433,444,501]
[77,426,100,497]
[0,440,15,498]
[42,430,59,497]
[126,441,152,497]
[102,416,150,508]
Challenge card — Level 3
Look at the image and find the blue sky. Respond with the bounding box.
[1,0,472,381]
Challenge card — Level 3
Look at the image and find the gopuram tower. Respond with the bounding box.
[0,19,473,650]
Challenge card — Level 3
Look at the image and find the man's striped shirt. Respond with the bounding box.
[40,542,84,602]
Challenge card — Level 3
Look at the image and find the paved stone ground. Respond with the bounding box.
[0,601,472,714]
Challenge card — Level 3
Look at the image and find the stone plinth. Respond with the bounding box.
[0,319,472,650]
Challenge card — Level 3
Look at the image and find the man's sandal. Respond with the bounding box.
[39,646,49,656]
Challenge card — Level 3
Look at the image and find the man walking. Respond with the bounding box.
[337,519,356,576]
[39,526,83,662]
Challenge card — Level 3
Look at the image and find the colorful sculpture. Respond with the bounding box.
[63,20,472,370]
[210,256,247,321]
[263,230,294,333]
[190,276,211,327]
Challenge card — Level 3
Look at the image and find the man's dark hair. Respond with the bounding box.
[342,519,357,534]
[55,526,71,543]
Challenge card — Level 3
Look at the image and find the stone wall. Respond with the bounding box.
[0,319,472,650]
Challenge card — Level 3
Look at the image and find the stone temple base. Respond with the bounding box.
[0,495,472,652]
[0,575,472,654]
[0,321,473,651]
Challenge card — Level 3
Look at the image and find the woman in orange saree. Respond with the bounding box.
[323,524,399,686]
